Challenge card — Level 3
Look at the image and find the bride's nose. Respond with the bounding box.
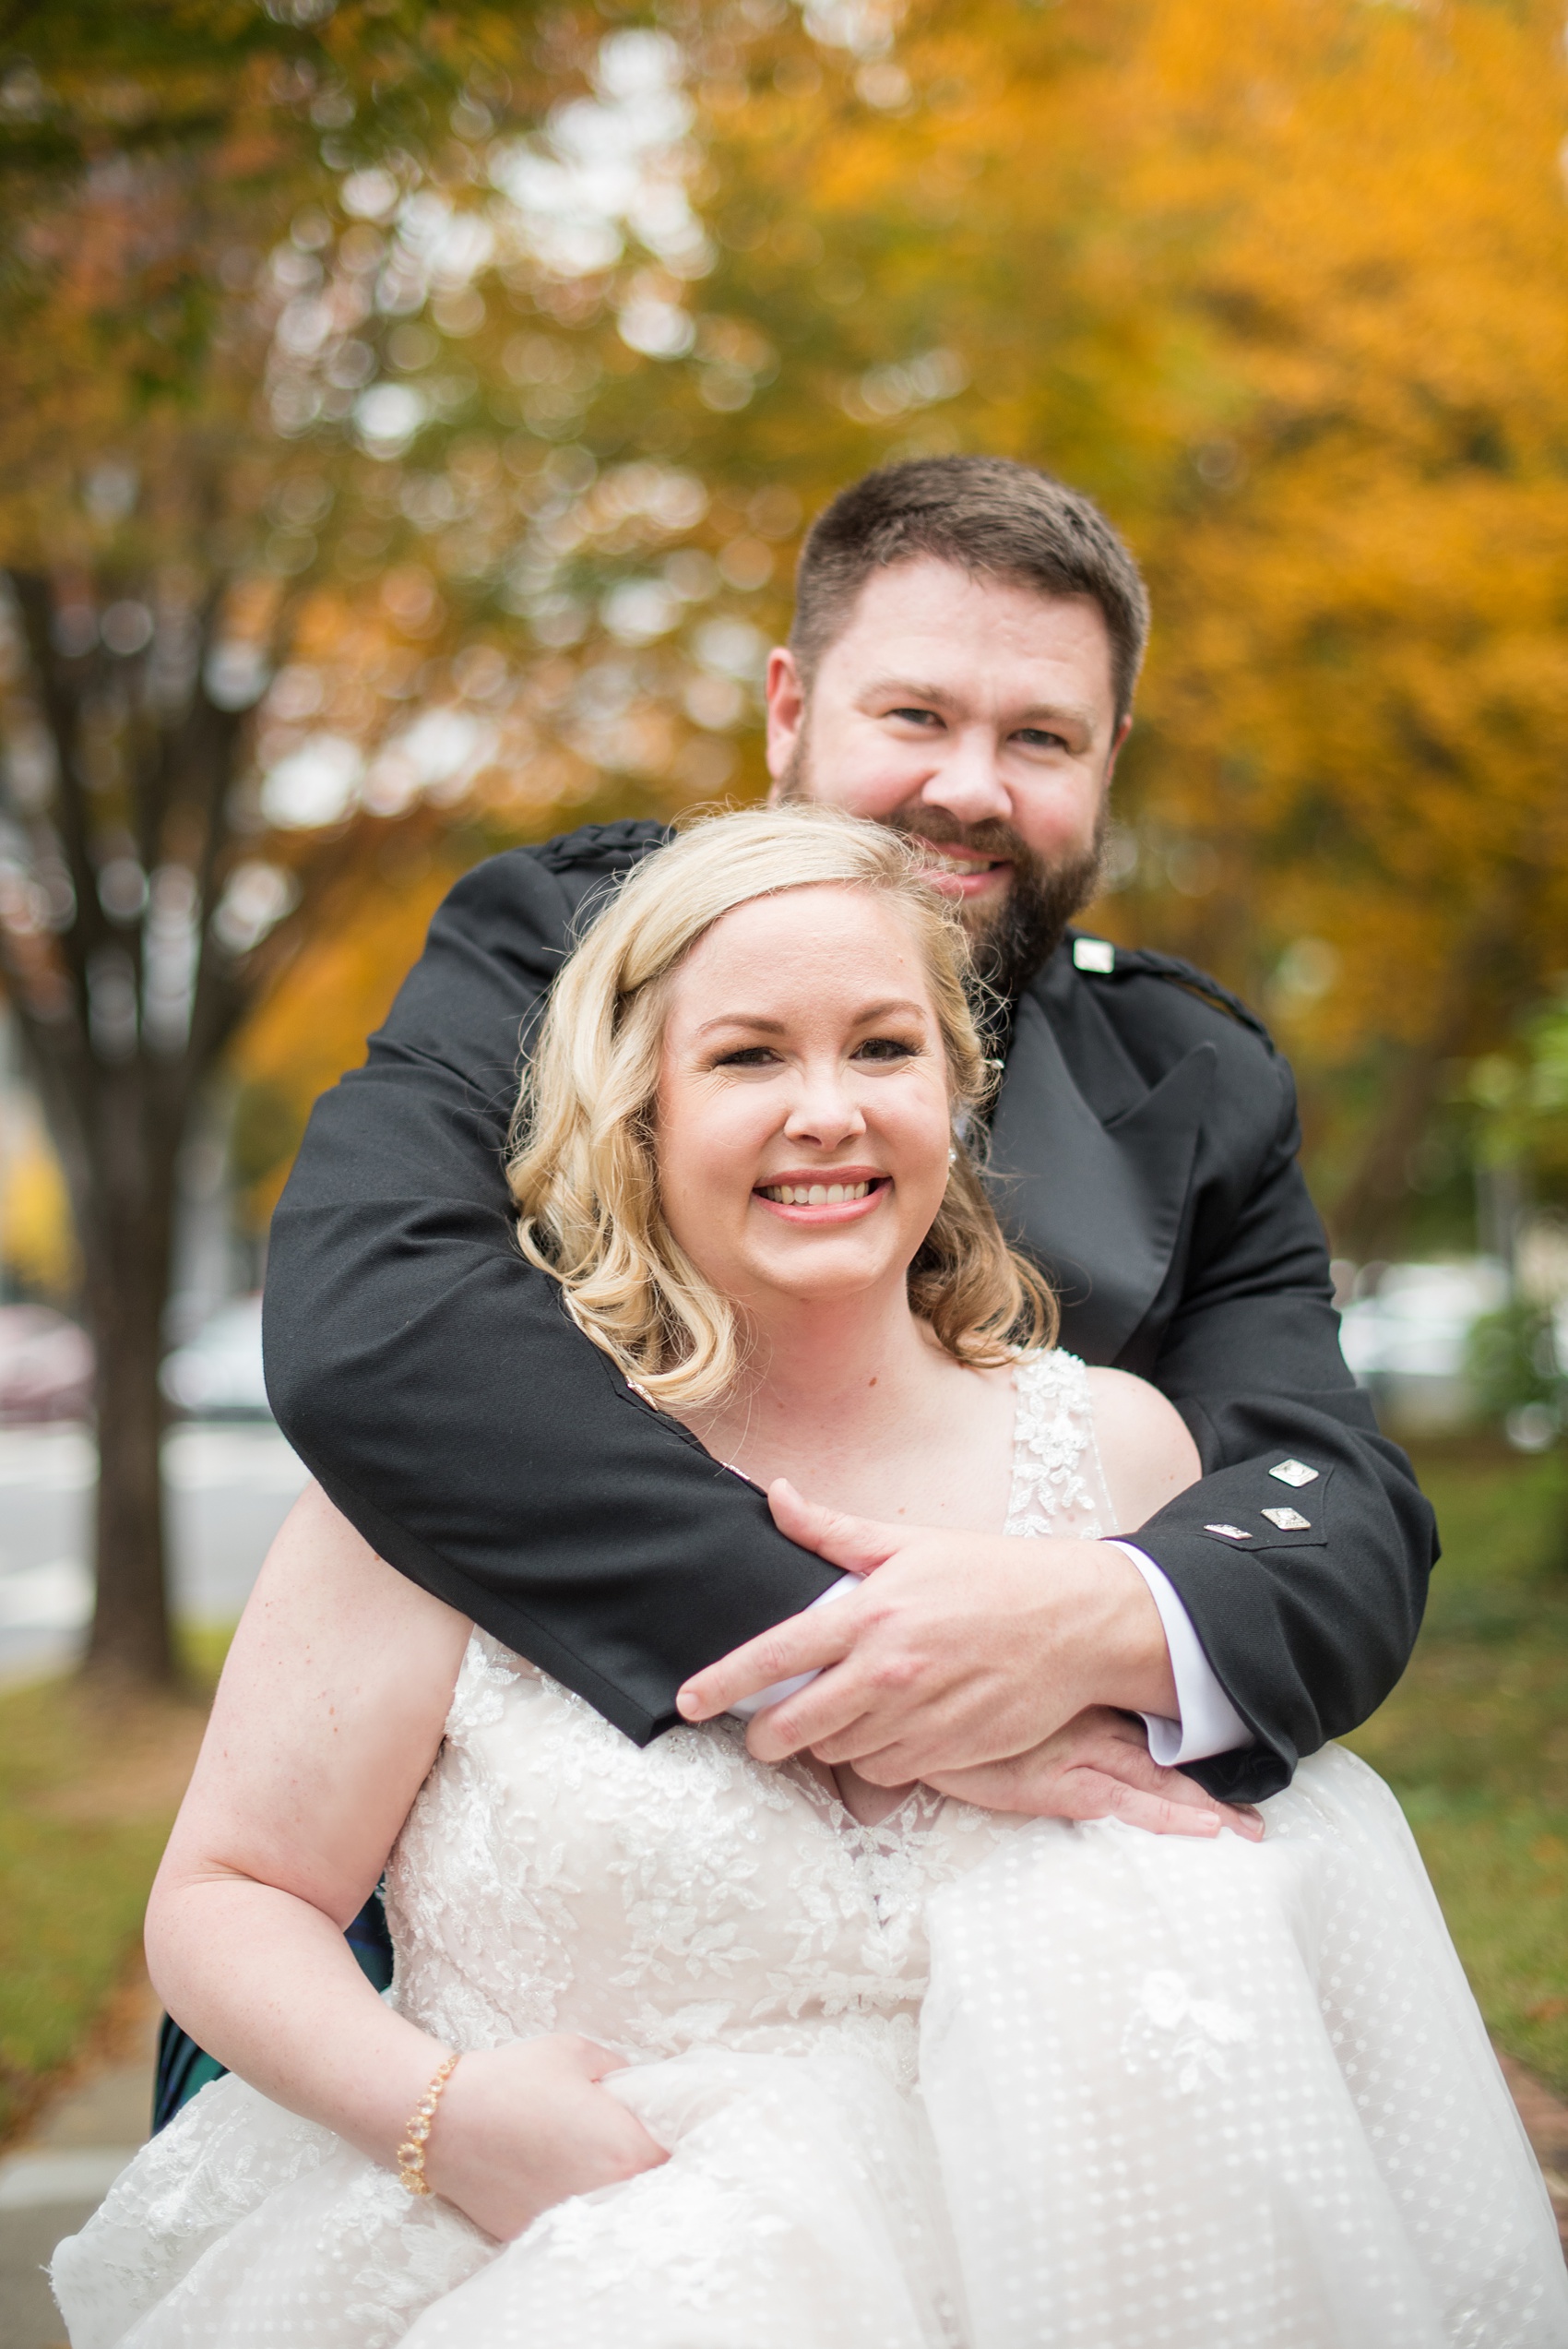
[782,1061,866,1150]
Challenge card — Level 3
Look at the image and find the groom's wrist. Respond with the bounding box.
[1074,1540,1180,1721]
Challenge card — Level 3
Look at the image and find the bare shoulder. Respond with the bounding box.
[240,1482,471,1663]
[1084,1365,1202,1532]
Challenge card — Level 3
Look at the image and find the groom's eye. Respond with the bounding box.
[886,706,943,729]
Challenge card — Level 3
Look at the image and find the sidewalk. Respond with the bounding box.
[3,1997,1565,2347]
[0,1980,158,2349]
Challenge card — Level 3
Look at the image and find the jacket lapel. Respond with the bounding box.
[985,988,1217,1363]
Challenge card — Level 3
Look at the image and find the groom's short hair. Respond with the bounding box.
[790,456,1150,727]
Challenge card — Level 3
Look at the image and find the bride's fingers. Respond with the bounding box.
[764,1480,899,1575]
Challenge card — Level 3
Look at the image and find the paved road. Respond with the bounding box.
[0,1422,310,1680]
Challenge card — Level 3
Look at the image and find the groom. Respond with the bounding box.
[265,456,1434,1817]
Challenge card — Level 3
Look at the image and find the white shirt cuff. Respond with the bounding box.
[727,1573,857,1721]
[1110,1542,1252,1766]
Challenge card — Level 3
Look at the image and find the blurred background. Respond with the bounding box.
[0,0,1565,2314]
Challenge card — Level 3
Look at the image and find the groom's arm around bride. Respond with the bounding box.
[263,455,1436,1814]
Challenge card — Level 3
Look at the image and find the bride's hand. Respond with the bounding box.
[423,2034,668,2240]
[923,1705,1263,1839]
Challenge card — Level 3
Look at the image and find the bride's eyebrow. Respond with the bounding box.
[695,999,926,1038]
[851,998,926,1025]
[695,1013,788,1037]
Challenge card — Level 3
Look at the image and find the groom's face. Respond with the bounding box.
[766,557,1130,991]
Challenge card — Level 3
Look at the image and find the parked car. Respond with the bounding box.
[1336,1258,1510,1431]
[159,1294,271,1419]
[0,1304,93,1422]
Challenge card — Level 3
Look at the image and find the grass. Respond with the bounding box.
[1,1458,1565,2141]
[0,1628,228,2147]
[1345,1436,1568,2097]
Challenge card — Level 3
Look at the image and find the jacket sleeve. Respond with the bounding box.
[262,848,838,1747]
[1127,1051,1437,1803]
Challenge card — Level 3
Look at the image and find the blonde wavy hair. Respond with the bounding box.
[507,805,1056,1411]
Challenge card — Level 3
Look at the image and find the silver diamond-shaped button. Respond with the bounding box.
[1269,1459,1319,1487]
[1262,1506,1312,1532]
[1204,1522,1253,1541]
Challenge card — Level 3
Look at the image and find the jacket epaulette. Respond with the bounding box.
[531,818,671,876]
[1066,932,1275,1050]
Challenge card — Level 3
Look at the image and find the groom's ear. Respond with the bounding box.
[765,646,806,792]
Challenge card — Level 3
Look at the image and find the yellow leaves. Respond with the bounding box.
[231,847,464,1224]
[0,1129,77,1301]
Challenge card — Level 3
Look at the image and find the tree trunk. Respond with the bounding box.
[1329,863,1542,1257]
[77,1067,184,1687]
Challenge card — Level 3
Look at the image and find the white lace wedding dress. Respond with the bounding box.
[53,1353,1568,2349]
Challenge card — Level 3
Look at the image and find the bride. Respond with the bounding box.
[53,809,1565,2347]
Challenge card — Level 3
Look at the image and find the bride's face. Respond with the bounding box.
[655,884,954,1318]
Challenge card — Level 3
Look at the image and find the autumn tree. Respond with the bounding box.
[0,0,721,1683]
[646,0,1568,1249]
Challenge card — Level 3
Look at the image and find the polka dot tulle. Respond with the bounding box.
[52,1358,1568,2345]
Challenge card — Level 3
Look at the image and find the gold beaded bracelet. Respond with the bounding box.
[397,2052,461,2197]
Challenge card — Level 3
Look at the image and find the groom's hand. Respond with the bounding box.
[924,1706,1263,1840]
[676,1479,1180,1783]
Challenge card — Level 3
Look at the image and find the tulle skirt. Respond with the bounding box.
[53,1746,1568,2349]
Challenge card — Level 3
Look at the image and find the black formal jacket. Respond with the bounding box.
[264,820,1437,1805]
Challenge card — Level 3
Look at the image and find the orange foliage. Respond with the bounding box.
[233,843,465,1225]
[671,0,1568,1237]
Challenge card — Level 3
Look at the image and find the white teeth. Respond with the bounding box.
[759,1180,873,1205]
[924,852,994,876]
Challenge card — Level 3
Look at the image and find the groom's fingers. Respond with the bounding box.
[1090,1774,1234,1838]
[922,1739,1265,1841]
[764,1479,898,1576]
[676,1485,903,1722]
[675,1595,861,1723]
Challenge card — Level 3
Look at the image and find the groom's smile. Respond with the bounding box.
[903,837,1014,904]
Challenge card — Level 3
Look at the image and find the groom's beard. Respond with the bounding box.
[778,741,1106,999]
[881,804,1107,1001]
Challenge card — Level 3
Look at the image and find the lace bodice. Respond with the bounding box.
[383,1352,1111,2085]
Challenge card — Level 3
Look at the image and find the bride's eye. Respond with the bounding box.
[854,1035,919,1063]
[714,1044,780,1068]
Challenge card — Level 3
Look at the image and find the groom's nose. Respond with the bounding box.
[916,728,1011,828]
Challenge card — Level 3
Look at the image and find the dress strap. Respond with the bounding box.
[1004,1351,1112,1540]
